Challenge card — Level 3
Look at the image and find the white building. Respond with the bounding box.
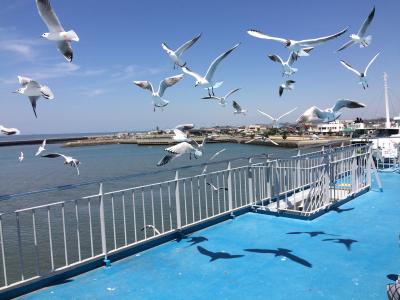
[309,121,344,134]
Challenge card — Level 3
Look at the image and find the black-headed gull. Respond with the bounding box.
[41,153,80,175]
[35,139,47,156]
[340,53,379,89]
[247,28,347,56]
[233,101,247,115]
[162,33,201,68]
[157,138,206,166]
[337,7,375,51]
[257,107,297,128]
[202,88,240,107]
[182,43,240,96]
[206,182,228,192]
[297,99,366,123]
[268,52,301,77]
[134,74,184,111]
[201,148,226,174]
[245,136,279,146]
[172,128,190,143]
[0,125,20,135]
[13,76,55,118]
[279,80,296,97]
[141,225,161,235]
[36,0,79,62]
[18,152,24,162]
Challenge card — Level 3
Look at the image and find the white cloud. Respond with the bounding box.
[111,64,166,81]
[81,88,109,98]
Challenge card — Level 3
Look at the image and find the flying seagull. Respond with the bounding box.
[182,43,240,96]
[279,80,295,97]
[157,138,206,166]
[340,52,380,89]
[197,246,244,262]
[202,88,240,107]
[337,6,375,51]
[245,136,279,146]
[133,74,184,111]
[233,101,247,115]
[247,27,347,56]
[206,182,228,192]
[41,153,80,175]
[13,76,55,118]
[141,225,161,236]
[0,125,20,136]
[297,99,366,123]
[201,148,226,174]
[257,107,297,128]
[36,0,79,62]
[18,152,24,163]
[35,139,47,156]
[162,33,202,68]
[268,52,302,77]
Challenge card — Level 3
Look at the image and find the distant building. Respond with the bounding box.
[308,121,344,134]
[245,124,267,133]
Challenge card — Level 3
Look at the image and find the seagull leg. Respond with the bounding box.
[208,89,211,97]
[211,87,215,96]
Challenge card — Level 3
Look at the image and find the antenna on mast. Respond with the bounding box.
[384,72,391,129]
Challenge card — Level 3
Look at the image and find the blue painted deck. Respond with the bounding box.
[20,173,400,299]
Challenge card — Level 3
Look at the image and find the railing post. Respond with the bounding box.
[273,161,280,209]
[227,162,233,213]
[247,158,254,205]
[99,183,110,267]
[175,171,181,230]
[351,149,357,194]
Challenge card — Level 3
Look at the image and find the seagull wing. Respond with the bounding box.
[18,76,32,87]
[287,52,298,66]
[72,160,80,176]
[40,85,55,100]
[340,60,361,76]
[247,29,288,43]
[268,54,284,65]
[133,80,154,94]
[41,153,65,159]
[166,142,194,155]
[297,106,324,123]
[277,107,297,121]
[210,148,226,161]
[42,139,46,148]
[279,86,284,97]
[28,96,40,118]
[175,33,202,56]
[36,0,64,32]
[27,80,41,89]
[157,153,176,166]
[233,100,242,111]
[245,139,257,144]
[264,138,279,146]
[57,40,73,62]
[224,88,240,100]
[182,67,203,82]
[332,99,366,112]
[158,74,184,97]
[358,6,375,37]
[364,52,379,75]
[205,43,240,81]
[173,129,187,140]
[297,27,348,46]
[175,124,194,131]
[161,42,172,53]
[337,40,356,52]
[257,109,275,121]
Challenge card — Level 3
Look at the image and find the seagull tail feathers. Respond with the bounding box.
[66,30,79,42]
[362,35,372,47]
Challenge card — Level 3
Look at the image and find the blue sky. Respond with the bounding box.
[0,0,399,134]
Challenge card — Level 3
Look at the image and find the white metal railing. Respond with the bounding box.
[0,145,380,293]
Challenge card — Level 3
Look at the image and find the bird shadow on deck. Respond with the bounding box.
[322,238,358,251]
[197,246,244,262]
[331,207,355,213]
[244,248,313,268]
[286,231,339,237]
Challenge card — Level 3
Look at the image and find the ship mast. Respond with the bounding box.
[384,72,391,129]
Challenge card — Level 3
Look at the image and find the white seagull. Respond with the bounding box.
[245,136,279,146]
[233,101,247,115]
[18,152,24,162]
[202,88,240,107]
[268,50,313,77]
[201,148,226,174]
[162,33,202,68]
[134,74,184,111]
[35,139,47,156]
[172,129,190,143]
[157,138,206,166]
[297,99,366,123]
[257,107,297,128]
[206,182,228,192]
[340,53,380,89]
[0,125,20,136]
[14,76,55,118]
[247,28,347,56]
[141,225,161,235]
[36,0,79,62]
[41,153,80,175]
[279,80,296,97]
[182,43,240,96]
[337,7,375,51]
